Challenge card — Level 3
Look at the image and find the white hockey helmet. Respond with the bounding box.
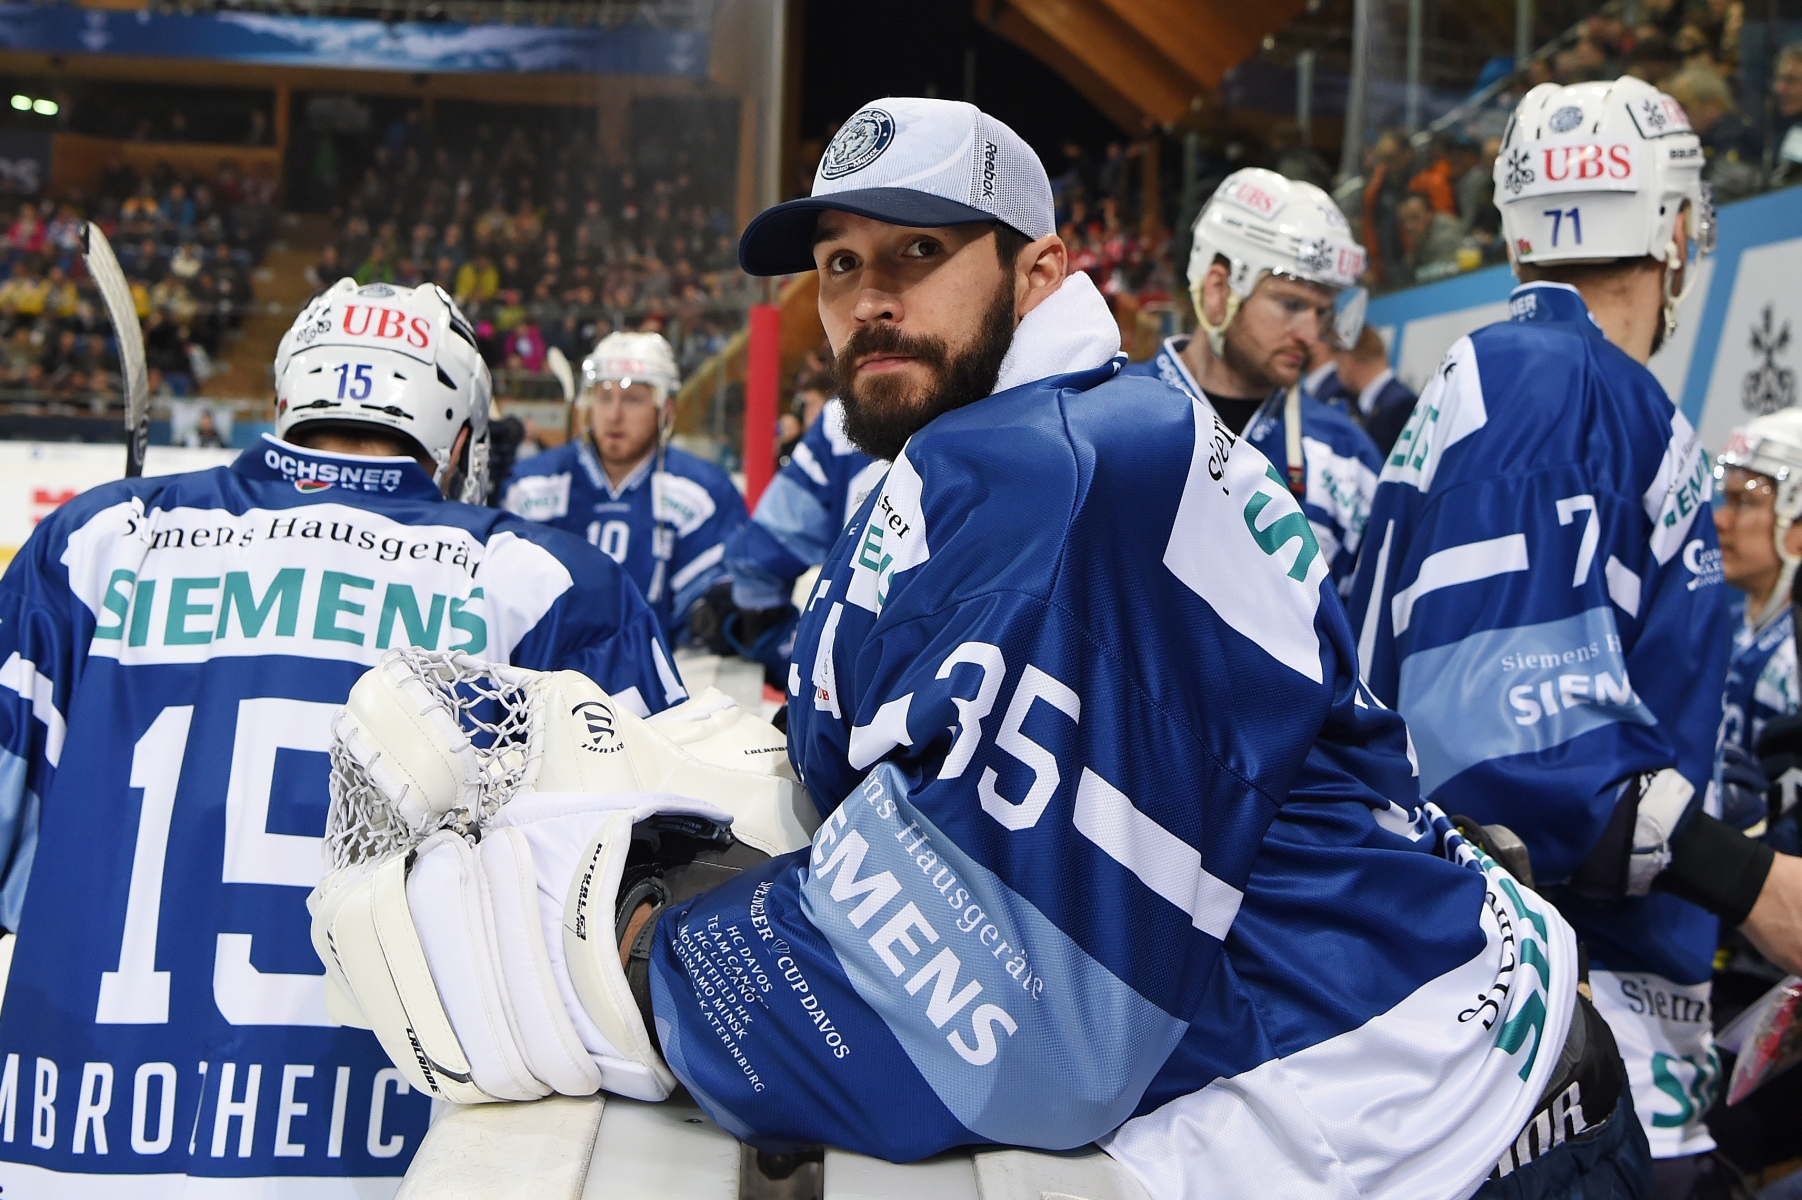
[1716,408,1802,623]
[1494,78,1716,336]
[581,331,681,406]
[577,330,681,443]
[275,278,491,504]
[1187,167,1369,357]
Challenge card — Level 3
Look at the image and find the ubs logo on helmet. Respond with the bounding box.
[571,700,624,754]
[1543,143,1632,182]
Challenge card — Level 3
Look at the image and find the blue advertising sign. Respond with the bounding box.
[0,4,708,76]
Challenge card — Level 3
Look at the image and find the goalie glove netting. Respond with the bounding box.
[325,648,543,873]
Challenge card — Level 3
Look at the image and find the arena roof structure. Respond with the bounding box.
[975,0,1314,128]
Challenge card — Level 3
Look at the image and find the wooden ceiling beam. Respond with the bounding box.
[1088,0,1311,88]
[985,0,1200,126]
[976,1,1148,132]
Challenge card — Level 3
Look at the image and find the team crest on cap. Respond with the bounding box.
[820,109,896,180]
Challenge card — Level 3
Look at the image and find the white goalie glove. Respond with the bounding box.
[307,648,818,1105]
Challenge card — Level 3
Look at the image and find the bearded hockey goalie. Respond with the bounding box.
[314,96,1662,1200]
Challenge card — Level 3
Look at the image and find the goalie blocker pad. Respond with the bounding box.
[315,793,737,1104]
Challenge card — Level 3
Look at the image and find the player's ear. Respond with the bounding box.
[1201,259,1234,328]
[442,426,471,496]
[1016,233,1067,322]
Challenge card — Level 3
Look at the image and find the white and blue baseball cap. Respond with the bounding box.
[738,97,1056,277]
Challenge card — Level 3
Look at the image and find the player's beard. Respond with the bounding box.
[833,276,1017,462]
[1220,323,1306,396]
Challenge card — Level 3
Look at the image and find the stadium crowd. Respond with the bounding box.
[1055,11,1802,311]
[0,158,272,405]
[304,116,749,394]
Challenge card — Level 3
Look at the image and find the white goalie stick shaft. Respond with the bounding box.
[82,222,149,477]
[545,345,576,404]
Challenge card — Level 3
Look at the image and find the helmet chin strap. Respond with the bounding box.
[1762,501,1802,629]
[1660,238,1698,345]
[1190,276,1244,360]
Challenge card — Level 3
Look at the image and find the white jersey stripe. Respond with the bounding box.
[1391,535,1529,635]
[0,652,64,768]
[1073,768,1243,941]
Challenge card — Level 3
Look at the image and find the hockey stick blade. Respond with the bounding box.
[545,345,576,404]
[82,222,149,477]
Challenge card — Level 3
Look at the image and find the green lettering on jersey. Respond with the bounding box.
[92,569,135,641]
[1243,465,1321,582]
[127,579,156,647]
[449,588,486,654]
[164,577,220,645]
[377,584,447,650]
[315,572,374,645]
[1494,990,1547,1080]
[216,569,304,639]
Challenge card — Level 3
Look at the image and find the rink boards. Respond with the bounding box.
[401,1093,1152,1200]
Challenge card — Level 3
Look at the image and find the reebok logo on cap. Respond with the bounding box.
[737,97,1055,277]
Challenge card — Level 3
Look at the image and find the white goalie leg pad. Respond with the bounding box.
[532,673,817,858]
[407,831,548,1102]
[477,825,607,1097]
[315,854,492,1105]
[307,864,374,1030]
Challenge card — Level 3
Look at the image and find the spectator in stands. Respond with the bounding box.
[1668,63,1765,200]
[1773,43,1802,186]
[0,264,46,322]
[775,409,803,468]
[41,267,77,322]
[504,318,546,373]
[1396,193,1463,284]
[1270,120,1333,189]
[1406,136,1459,215]
[1334,326,1418,456]
[7,205,44,257]
[794,368,832,430]
[1361,130,1414,286]
[187,404,226,448]
[1457,136,1504,260]
[1624,33,1683,85]
[353,242,395,286]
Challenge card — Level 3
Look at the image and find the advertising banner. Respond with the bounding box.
[0,4,708,76]
[0,443,237,565]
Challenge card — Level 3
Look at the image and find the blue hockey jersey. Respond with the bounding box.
[1343,281,1731,988]
[726,399,887,611]
[645,275,1574,1198]
[0,435,681,1194]
[501,439,748,642]
[1720,604,1796,768]
[1124,337,1382,588]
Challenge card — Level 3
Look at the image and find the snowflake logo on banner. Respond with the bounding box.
[1640,98,1668,131]
[1743,303,1797,415]
[1295,237,1334,276]
[1503,148,1536,195]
